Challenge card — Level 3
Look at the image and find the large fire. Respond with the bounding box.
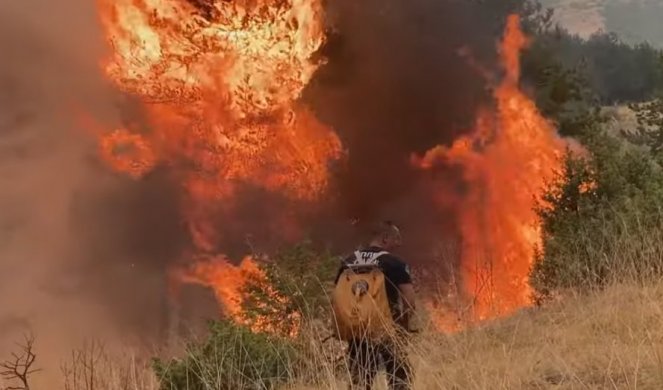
[94,0,568,334]
[175,255,262,321]
[415,15,567,325]
[95,0,340,331]
[96,0,341,197]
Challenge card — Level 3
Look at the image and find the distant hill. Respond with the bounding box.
[542,0,663,48]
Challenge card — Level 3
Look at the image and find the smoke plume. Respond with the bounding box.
[309,0,523,214]
[305,0,527,261]
[0,0,184,383]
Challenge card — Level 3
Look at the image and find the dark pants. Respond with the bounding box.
[347,337,412,390]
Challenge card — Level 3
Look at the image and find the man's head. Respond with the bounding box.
[368,220,402,250]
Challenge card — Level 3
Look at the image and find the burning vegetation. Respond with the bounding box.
[414,15,569,328]
[6,0,663,387]
[92,0,572,333]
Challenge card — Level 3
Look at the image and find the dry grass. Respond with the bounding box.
[8,281,663,389]
[290,280,663,389]
[406,282,663,389]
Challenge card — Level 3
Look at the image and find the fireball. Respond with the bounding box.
[96,0,341,200]
[95,0,340,328]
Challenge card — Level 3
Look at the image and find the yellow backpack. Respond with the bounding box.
[331,253,394,341]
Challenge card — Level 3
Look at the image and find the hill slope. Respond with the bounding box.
[3,282,663,389]
[404,282,663,389]
[542,0,663,48]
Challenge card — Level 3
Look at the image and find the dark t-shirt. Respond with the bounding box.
[334,246,412,316]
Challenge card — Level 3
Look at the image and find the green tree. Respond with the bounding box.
[240,241,339,337]
[153,243,340,390]
[522,16,663,105]
[626,92,663,159]
[531,123,663,301]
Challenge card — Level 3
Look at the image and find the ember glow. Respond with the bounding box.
[94,0,340,331]
[415,15,567,325]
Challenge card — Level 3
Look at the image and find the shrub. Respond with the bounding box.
[531,124,663,301]
[240,241,339,337]
[152,320,299,390]
[153,242,341,390]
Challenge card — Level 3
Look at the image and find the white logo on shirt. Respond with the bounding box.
[349,250,388,267]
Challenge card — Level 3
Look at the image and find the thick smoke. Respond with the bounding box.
[304,0,527,263]
[0,0,186,382]
[0,0,108,380]
[308,0,524,216]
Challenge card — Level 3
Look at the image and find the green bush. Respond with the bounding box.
[153,242,341,390]
[153,320,299,390]
[531,123,663,301]
[240,241,339,336]
[526,23,663,300]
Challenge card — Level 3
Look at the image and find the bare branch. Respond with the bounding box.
[61,340,107,390]
[0,333,40,390]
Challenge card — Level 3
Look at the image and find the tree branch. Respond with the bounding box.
[0,333,40,390]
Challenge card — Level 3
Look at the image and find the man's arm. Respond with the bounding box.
[398,283,416,314]
[388,258,416,331]
[398,283,416,330]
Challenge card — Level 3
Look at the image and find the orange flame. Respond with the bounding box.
[415,15,568,325]
[177,255,262,321]
[96,0,341,198]
[176,255,299,335]
[94,0,339,331]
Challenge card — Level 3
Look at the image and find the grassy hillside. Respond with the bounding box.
[406,282,663,389]
[541,0,605,38]
[6,281,662,389]
[310,282,663,389]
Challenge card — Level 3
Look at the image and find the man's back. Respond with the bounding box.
[335,246,412,320]
[336,221,414,390]
[335,246,414,390]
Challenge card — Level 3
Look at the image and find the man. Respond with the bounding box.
[334,221,416,390]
